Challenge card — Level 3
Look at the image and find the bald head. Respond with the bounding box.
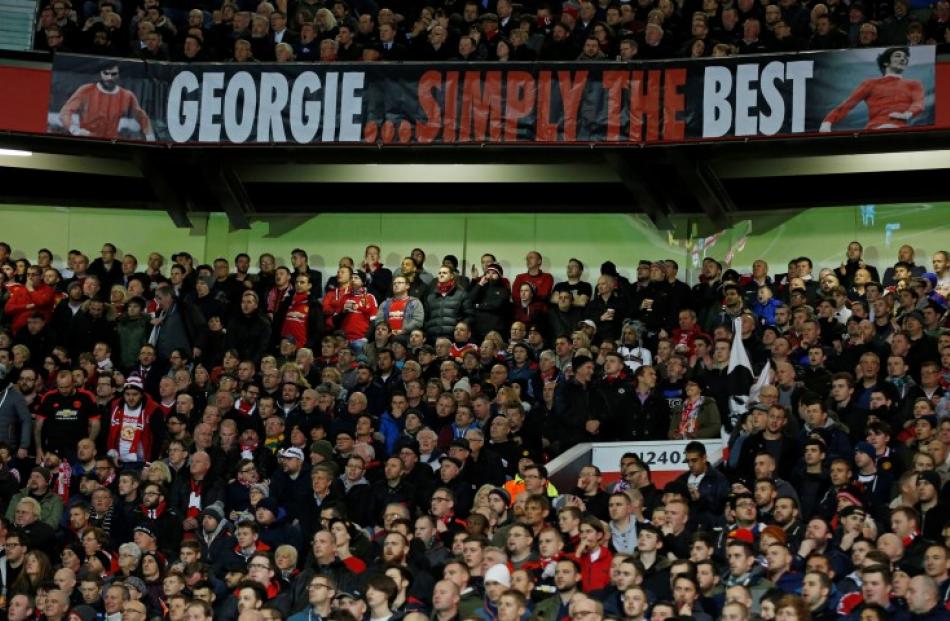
[908,575,939,614]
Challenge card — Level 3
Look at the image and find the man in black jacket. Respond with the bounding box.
[169,450,226,541]
[628,366,672,441]
[597,352,637,440]
[226,291,272,364]
[131,480,183,559]
[551,356,606,454]
[269,447,314,527]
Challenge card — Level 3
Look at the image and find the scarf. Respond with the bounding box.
[187,479,204,519]
[140,499,168,519]
[264,434,284,453]
[436,280,454,295]
[677,397,703,437]
[240,440,258,460]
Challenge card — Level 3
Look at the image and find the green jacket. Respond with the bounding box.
[459,588,482,619]
[117,314,150,371]
[6,488,64,530]
[533,593,571,621]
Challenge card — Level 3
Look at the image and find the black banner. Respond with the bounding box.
[47,47,936,145]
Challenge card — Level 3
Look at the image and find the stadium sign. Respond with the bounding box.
[47,47,936,145]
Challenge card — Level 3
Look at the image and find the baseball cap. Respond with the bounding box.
[279,447,305,461]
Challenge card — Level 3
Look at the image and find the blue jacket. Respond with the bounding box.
[752,298,783,327]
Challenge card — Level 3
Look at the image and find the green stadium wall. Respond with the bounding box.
[1,204,948,280]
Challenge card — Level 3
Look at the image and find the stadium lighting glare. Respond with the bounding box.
[715,149,950,178]
[0,149,32,157]
[238,163,616,183]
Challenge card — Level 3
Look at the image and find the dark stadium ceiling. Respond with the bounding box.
[2,129,950,232]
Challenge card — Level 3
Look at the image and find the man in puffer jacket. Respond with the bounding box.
[424,267,475,340]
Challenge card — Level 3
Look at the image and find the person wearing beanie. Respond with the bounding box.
[131,479,183,560]
[853,440,894,514]
[547,355,606,454]
[105,374,164,467]
[916,470,950,541]
[470,260,512,342]
[475,563,512,621]
[197,500,235,571]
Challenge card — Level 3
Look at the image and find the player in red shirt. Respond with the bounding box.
[58,61,156,141]
[820,47,925,132]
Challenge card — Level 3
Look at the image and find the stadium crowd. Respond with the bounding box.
[31,0,950,63]
[1,239,950,621]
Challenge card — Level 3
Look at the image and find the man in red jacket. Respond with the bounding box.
[512,251,554,303]
[4,265,56,334]
[577,514,613,591]
[106,375,164,467]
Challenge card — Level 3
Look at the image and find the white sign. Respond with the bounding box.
[591,440,724,472]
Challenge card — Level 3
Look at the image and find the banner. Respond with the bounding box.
[589,440,724,488]
[47,47,936,145]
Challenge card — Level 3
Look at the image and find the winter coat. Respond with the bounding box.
[269,462,314,525]
[470,280,511,340]
[116,314,150,372]
[225,311,272,363]
[424,283,475,338]
[551,379,607,453]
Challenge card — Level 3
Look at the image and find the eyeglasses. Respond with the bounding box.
[240,468,256,474]
[248,563,270,570]
[308,583,331,590]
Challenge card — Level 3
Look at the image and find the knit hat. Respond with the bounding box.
[72,605,98,621]
[310,440,334,460]
[904,311,925,325]
[489,487,511,506]
[484,563,511,587]
[918,470,942,490]
[453,377,472,394]
[836,489,863,507]
[486,263,504,277]
[256,497,280,515]
[32,466,51,481]
[250,482,269,497]
[200,501,225,523]
[123,375,145,393]
[394,438,420,456]
[124,576,147,595]
[854,441,876,457]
